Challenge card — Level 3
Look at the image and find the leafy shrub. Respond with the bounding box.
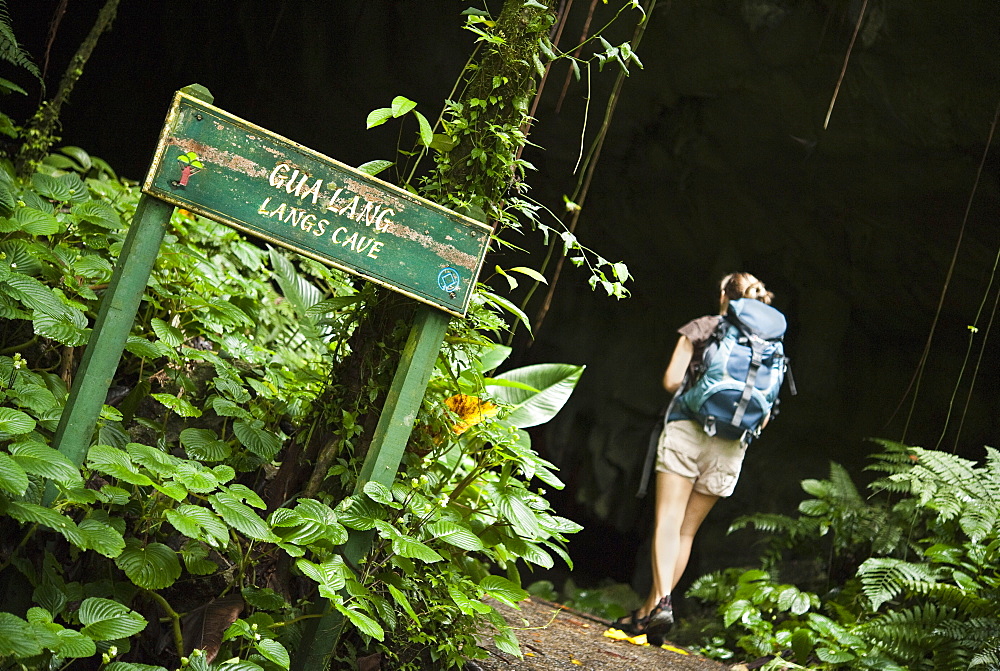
[0,137,587,670]
[686,441,1000,670]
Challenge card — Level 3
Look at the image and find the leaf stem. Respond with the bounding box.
[145,589,185,659]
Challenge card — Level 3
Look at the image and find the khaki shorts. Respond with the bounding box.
[656,419,747,497]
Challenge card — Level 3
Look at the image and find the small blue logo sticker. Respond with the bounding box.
[437,267,461,293]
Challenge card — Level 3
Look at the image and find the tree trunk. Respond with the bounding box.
[16,0,122,178]
[266,0,557,507]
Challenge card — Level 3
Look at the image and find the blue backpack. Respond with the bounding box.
[668,298,791,442]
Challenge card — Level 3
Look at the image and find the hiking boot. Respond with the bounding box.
[643,594,674,637]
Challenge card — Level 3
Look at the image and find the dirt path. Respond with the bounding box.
[469,598,732,671]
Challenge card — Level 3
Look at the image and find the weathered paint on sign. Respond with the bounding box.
[142,91,491,316]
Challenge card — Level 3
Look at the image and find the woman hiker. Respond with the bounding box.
[618,272,778,643]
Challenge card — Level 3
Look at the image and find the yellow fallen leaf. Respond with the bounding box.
[602,628,648,645]
[525,652,535,657]
[661,644,690,655]
[571,660,582,665]
[603,628,631,641]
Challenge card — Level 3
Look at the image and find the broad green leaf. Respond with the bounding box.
[211,396,251,419]
[295,557,347,597]
[272,499,347,546]
[496,487,541,537]
[335,604,384,640]
[491,363,585,428]
[72,254,113,280]
[507,266,548,284]
[390,95,417,117]
[54,628,97,658]
[180,540,219,575]
[71,200,121,229]
[10,382,57,413]
[366,107,394,129]
[480,575,529,607]
[0,612,43,658]
[78,597,147,640]
[173,463,219,493]
[335,495,383,531]
[79,517,126,558]
[477,289,532,335]
[210,491,278,542]
[356,160,393,176]
[515,539,553,568]
[14,206,60,235]
[492,621,522,657]
[429,133,457,152]
[153,480,189,501]
[2,500,86,547]
[86,444,153,486]
[242,587,287,611]
[0,180,14,216]
[9,440,80,483]
[151,393,202,418]
[151,318,183,347]
[104,664,170,671]
[229,483,266,509]
[413,110,433,146]
[255,638,290,669]
[115,539,181,589]
[33,173,74,202]
[392,534,442,563]
[180,427,232,461]
[33,311,90,346]
[427,520,485,551]
[215,661,263,671]
[0,407,35,435]
[166,505,230,548]
[0,451,28,495]
[448,584,492,615]
[57,172,90,203]
[126,442,180,476]
[125,335,171,360]
[363,481,393,505]
[387,584,421,625]
[233,420,281,460]
[4,273,68,318]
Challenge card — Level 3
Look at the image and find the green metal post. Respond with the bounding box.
[49,82,212,480]
[51,195,174,467]
[293,305,450,671]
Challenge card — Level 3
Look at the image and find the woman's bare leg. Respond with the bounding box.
[640,471,693,617]
[672,490,719,590]
[641,474,720,617]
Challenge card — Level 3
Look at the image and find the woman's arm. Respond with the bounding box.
[662,336,693,393]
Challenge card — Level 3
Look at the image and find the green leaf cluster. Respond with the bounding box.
[687,441,1000,670]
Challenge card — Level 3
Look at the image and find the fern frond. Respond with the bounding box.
[960,501,999,544]
[859,603,955,659]
[857,557,937,610]
[0,1,40,81]
[910,448,986,498]
[970,639,1000,670]
[930,643,973,671]
[901,579,995,618]
[934,617,1000,647]
[828,461,864,505]
[982,446,1000,499]
[729,512,805,535]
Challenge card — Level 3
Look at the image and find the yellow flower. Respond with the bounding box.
[445,394,499,434]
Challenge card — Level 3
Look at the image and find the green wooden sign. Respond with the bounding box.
[142,91,491,316]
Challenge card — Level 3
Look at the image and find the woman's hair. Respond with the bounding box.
[721,272,773,305]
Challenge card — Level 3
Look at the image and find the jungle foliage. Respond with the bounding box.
[685,440,1000,670]
[0,2,648,670]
